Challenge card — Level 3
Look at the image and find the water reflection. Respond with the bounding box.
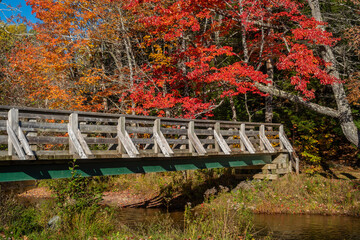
[254,214,360,240]
[115,208,360,240]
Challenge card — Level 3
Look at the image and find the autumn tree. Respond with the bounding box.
[5,0,148,111]
[120,0,339,121]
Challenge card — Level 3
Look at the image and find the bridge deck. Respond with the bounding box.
[0,106,298,182]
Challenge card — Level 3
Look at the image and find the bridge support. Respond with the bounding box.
[234,153,292,180]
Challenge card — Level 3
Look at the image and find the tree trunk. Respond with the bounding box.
[265,59,273,123]
[307,0,360,147]
[229,96,237,121]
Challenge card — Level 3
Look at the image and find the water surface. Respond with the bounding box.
[116,208,360,240]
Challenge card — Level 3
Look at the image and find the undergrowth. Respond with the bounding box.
[232,174,360,216]
[0,167,359,239]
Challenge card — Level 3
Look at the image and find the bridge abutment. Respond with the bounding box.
[233,153,292,180]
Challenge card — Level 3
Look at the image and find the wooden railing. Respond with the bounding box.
[0,106,298,172]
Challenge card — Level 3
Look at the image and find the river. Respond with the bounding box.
[115,208,360,240]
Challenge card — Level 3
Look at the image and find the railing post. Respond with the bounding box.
[188,121,195,154]
[259,126,265,151]
[154,119,160,154]
[240,125,245,152]
[118,117,126,154]
[68,113,91,159]
[7,108,34,160]
[214,123,220,152]
[8,108,19,156]
[68,113,77,155]
[279,125,284,151]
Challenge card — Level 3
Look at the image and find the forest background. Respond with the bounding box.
[0,0,359,170]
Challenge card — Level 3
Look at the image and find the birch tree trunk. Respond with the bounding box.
[307,0,360,147]
[254,0,360,147]
[265,59,274,123]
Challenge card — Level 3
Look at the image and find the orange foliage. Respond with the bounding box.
[4,0,130,111]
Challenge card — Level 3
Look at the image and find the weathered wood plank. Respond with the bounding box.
[279,125,293,153]
[76,129,92,156]
[20,121,67,132]
[198,139,216,144]
[8,108,19,156]
[159,128,187,135]
[132,138,153,145]
[17,127,34,157]
[80,125,117,133]
[0,120,7,127]
[68,113,88,159]
[27,136,68,144]
[259,125,275,153]
[7,122,26,160]
[188,121,206,155]
[214,123,231,155]
[239,124,255,154]
[153,119,174,157]
[85,137,117,144]
[117,117,139,158]
[0,135,7,144]
[18,113,69,121]
[126,126,153,134]
[68,125,87,159]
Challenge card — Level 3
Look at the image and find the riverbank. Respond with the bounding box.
[1,167,359,239]
[16,166,360,216]
[199,173,360,216]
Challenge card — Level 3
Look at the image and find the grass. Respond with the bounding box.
[231,174,360,216]
[0,192,258,240]
[108,197,258,240]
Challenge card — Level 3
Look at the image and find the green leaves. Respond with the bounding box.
[47,160,103,215]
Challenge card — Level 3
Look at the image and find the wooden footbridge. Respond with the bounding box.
[0,106,298,182]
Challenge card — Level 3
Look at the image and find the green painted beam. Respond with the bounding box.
[0,154,273,182]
